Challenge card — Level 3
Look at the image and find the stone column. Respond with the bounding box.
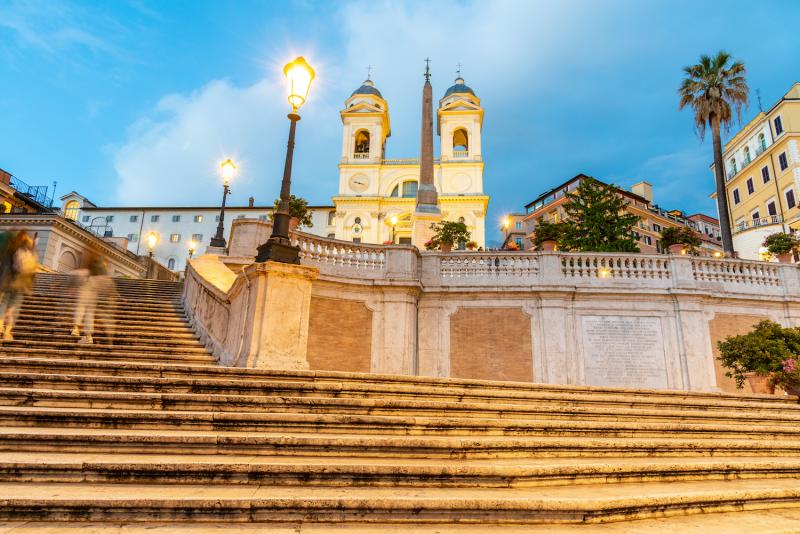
[671,293,716,391]
[237,261,319,370]
[372,287,420,375]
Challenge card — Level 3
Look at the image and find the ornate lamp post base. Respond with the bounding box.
[255,237,300,264]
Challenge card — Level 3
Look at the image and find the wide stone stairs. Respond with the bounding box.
[0,273,799,529]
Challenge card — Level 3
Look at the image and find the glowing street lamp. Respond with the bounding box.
[146,232,158,258]
[390,215,398,244]
[210,159,237,248]
[256,56,316,263]
[188,239,197,259]
[502,217,510,231]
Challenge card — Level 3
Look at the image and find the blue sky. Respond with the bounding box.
[1,0,799,243]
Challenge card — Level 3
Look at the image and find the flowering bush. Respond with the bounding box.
[424,239,437,251]
[763,232,799,256]
[774,357,800,391]
[506,241,520,251]
[466,241,478,250]
[717,320,800,388]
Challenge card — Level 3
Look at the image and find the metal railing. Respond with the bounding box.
[734,215,783,234]
[9,175,54,208]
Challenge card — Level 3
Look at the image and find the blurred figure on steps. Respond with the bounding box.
[72,250,110,345]
[0,231,38,341]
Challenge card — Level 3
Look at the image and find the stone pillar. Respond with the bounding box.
[532,293,573,385]
[671,293,716,391]
[372,287,419,375]
[238,261,319,370]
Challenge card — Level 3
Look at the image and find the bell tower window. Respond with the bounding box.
[354,130,370,159]
[453,128,468,158]
[402,181,418,198]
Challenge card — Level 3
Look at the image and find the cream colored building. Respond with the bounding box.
[718,82,800,260]
[332,76,489,247]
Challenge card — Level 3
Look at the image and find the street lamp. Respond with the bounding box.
[146,232,158,258]
[210,159,236,248]
[188,239,197,259]
[390,215,398,244]
[256,56,315,263]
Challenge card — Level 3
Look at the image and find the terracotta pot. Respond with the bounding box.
[668,244,685,255]
[289,217,300,232]
[777,252,793,263]
[440,242,453,253]
[746,373,775,395]
[541,240,557,252]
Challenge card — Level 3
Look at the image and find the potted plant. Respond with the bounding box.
[533,220,562,251]
[774,357,800,397]
[506,240,520,251]
[429,221,470,253]
[660,226,701,255]
[466,240,478,251]
[717,320,800,394]
[272,195,313,231]
[763,232,799,263]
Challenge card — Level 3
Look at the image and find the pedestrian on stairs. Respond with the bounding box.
[71,250,110,345]
[0,230,38,341]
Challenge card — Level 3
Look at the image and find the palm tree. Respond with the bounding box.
[679,51,749,256]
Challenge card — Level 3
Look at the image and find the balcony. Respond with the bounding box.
[726,167,739,181]
[452,150,469,158]
[734,215,783,234]
[352,153,369,160]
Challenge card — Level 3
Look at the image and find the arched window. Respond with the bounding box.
[354,130,370,157]
[327,211,335,226]
[390,185,399,197]
[743,146,751,163]
[402,181,418,198]
[64,200,79,221]
[730,157,737,174]
[758,133,767,151]
[167,258,176,270]
[453,128,468,156]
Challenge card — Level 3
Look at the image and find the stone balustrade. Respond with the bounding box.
[292,232,386,279]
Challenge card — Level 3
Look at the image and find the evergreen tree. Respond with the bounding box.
[557,178,641,252]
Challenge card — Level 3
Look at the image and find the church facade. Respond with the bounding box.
[332,74,489,247]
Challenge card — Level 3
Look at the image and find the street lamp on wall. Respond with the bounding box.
[146,232,158,258]
[210,159,237,248]
[188,239,197,259]
[390,215,398,244]
[256,56,316,264]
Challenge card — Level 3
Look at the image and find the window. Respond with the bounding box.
[353,130,370,156]
[786,189,796,209]
[167,258,176,270]
[352,237,361,243]
[652,223,661,232]
[151,215,160,222]
[103,230,113,237]
[170,234,180,243]
[751,210,760,220]
[129,215,138,222]
[193,215,203,223]
[236,215,245,219]
[105,215,114,223]
[515,221,522,230]
[63,201,79,221]
[759,132,767,151]
[514,237,523,248]
[327,211,335,225]
[390,185,399,197]
[258,215,267,221]
[732,188,741,205]
[743,146,751,163]
[401,181,418,198]
[775,116,784,136]
[767,200,777,217]
[452,128,468,154]
[762,166,770,183]
[82,215,90,223]
[191,233,202,242]
[327,233,335,239]
[730,157,737,174]
[643,236,652,246]
[127,233,139,242]
[779,153,789,170]
[746,177,754,194]
[172,215,181,222]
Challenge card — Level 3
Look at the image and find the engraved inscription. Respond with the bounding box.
[581,316,668,389]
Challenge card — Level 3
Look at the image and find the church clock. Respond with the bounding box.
[348,174,369,193]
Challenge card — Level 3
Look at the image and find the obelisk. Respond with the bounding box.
[412,58,442,249]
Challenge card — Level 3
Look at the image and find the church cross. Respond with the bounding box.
[366,64,372,81]
[456,62,462,77]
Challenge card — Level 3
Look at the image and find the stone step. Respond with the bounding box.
[0,357,795,414]
[26,290,183,305]
[0,340,209,355]
[7,333,204,348]
[0,386,797,427]
[2,406,799,439]
[1,478,799,523]
[19,303,186,320]
[3,427,799,459]
[0,350,214,365]
[10,325,198,340]
[2,451,800,488]
[31,285,183,299]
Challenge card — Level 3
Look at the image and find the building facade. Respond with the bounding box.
[58,192,334,271]
[719,83,800,260]
[500,213,527,250]
[332,76,489,247]
[523,175,722,254]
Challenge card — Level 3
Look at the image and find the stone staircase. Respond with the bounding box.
[0,273,799,530]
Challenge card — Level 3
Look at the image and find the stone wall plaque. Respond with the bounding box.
[581,315,668,389]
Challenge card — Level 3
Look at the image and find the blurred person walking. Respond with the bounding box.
[72,250,110,345]
[0,231,38,341]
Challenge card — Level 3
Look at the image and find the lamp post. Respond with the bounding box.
[188,239,197,260]
[210,159,236,248]
[390,215,398,244]
[256,56,315,263]
[146,232,158,258]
